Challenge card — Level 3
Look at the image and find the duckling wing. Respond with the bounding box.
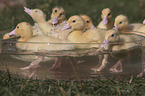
[128,23,143,31]
[112,35,141,52]
[83,28,106,43]
[17,36,74,51]
[48,21,72,40]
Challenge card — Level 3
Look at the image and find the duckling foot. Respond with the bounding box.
[137,69,145,77]
[91,54,109,72]
[20,56,43,70]
[50,58,62,70]
[109,59,123,73]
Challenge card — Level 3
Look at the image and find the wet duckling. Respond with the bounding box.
[95,29,141,73]
[80,14,95,31]
[24,7,54,36]
[48,6,66,26]
[97,8,113,29]
[8,22,75,70]
[113,15,145,36]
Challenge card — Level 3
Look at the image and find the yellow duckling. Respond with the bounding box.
[61,15,87,43]
[97,8,113,29]
[95,29,141,73]
[24,7,54,36]
[46,7,72,40]
[62,15,106,48]
[113,15,145,36]
[80,14,95,31]
[8,22,75,69]
[48,6,66,26]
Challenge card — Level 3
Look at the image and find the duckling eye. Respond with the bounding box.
[72,20,76,23]
[86,20,90,23]
[111,34,114,37]
[17,26,19,29]
[55,10,57,13]
[35,10,38,13]
[59,13,62,16]
[119,21,122,24]
[108,13,111,16]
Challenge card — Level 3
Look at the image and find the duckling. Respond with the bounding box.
[113,15,145,36]
[80,14,95,31]
[94,29,142,73]
[62,15,106,48]
[24,7,54,36]
[61,15,87,43]
[97,8,113,29]
[8,22,75,70]
[48,6,66,26]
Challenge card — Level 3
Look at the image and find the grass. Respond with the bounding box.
[0,0,145,95]
[0,70,145,96]
[0,0,145,31]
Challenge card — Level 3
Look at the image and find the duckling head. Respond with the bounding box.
[113,15,128,31]
[101,8,112,25]
[101,29,120,48]
[61,15,85,31]
[80,14,95,30]
[51,6,65,25]
[24,7,46,23]
[8,22,33,41]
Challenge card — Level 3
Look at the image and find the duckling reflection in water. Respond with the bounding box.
[6,22,75,70]
[93,29,143,77]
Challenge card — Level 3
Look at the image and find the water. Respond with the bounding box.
[0,39,144,80]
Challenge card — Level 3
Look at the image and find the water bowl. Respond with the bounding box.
[0,35,144,81]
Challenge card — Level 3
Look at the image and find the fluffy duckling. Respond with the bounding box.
[62,15,106,48]
[96,29,142,72]
[95,29,141,73]
[97,8,113,29]
[8,22,74,69]
[61,15,87,43]
[113,15,145,36]
[24,7,54,36]
[80,14,95,31]
[48,6,65,26]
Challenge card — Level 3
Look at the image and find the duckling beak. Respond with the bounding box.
[102,17,108,25]
[52,17,58,25]
[91,24,95,29]
[8,29,16,36]
[101,38,109,48]
[113,25,118,31]
[61,23,71,31]
[24,7,32,16]
[143,19,145,24]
